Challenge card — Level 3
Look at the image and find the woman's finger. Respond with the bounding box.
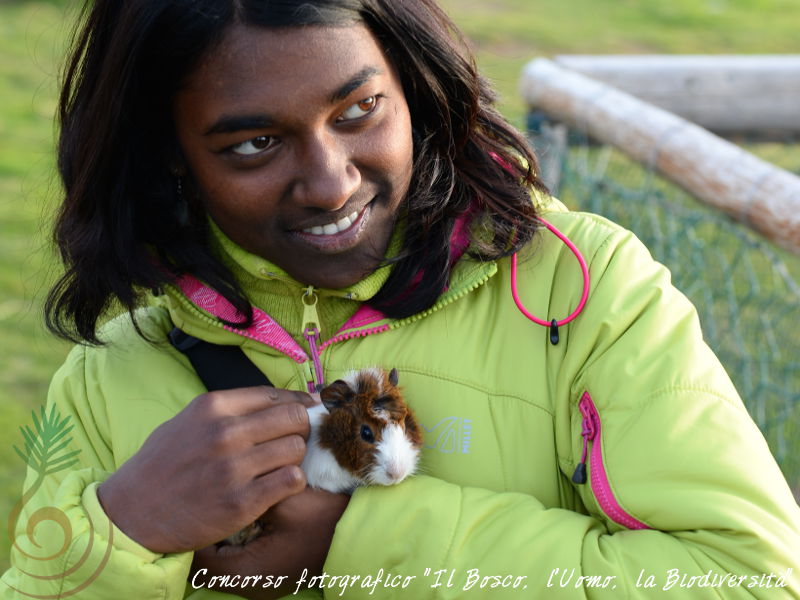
[239,433,307,476]
[192,386,317,418]
[229,402,311,445]
[246,464,307,512]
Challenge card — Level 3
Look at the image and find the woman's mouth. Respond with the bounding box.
[301,209,361,236]
[292,202,372,254]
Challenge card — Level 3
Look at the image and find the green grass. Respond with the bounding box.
[3,0,800,573]
[1,1,73,575]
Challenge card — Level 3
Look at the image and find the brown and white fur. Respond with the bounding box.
[303,367,422,493]
[224,368,422,545]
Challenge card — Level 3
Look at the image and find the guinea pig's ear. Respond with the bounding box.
[388,368,399,387]
[320,380,353,411]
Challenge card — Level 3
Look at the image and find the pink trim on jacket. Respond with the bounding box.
[173,208,474,359]
[175,275,308,363]
[337,304,386,332]
[320,324,393,351]
[326,207,477,334]
[579,392,650,530]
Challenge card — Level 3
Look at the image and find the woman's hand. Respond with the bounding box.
[97,386,318,554]
[191,488,350,600]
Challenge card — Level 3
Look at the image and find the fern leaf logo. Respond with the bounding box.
[5,405,113,598]
[13,405,81,476]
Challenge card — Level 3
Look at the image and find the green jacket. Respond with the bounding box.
[4,200,800,599]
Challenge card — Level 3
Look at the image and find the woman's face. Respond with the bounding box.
[173,23,414,289]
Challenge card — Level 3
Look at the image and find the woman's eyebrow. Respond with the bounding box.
[329,66,382,103]
[203,66,383,136]
[204,115,274,136]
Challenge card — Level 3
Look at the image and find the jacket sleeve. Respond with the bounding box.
[2,345,193,599]
[323,223,800,598]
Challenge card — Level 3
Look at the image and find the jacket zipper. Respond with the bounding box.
[301,287,325,393]
[306,269,494,387]
[169,277,309,363]
[318,265,496,349]
[172,264,496,389]
[572,392,650,530]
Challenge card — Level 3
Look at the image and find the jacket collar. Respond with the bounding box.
[204,218,396,343]
[158,212,497,356]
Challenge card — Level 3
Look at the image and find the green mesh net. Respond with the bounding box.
[530,122,800,502]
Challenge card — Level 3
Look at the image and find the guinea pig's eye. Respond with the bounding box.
[360,425,375,444]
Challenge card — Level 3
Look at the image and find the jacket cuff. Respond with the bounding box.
[81,481,163,563]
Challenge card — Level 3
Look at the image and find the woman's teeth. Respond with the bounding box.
[303,210,360,236]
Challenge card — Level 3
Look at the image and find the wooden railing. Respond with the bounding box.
[520,57,800,255]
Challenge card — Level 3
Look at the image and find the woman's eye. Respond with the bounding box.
[230,135,277,156]
[339,96,379,121]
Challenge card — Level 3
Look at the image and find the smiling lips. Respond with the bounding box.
[302,209,361,236]
[292,203,372,254]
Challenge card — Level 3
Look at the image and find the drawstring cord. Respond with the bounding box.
[511,216,590,344]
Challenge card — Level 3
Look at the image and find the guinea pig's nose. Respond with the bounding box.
[386,466,403,482]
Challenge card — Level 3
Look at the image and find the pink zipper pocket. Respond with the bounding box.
[572,392,650,530]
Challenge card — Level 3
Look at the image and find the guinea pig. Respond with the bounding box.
[224,367,422,546]
[303,367,423,493]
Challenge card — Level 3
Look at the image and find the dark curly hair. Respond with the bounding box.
[47,0,546,344]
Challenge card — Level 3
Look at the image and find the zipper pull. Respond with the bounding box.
[302,286,320,333]
[572,433,589,484]
[301,287,325,390]
[572,395,597,484]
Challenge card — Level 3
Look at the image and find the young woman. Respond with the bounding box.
[4,1,799,598]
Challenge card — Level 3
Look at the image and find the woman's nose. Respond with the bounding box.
[292,134,361,211]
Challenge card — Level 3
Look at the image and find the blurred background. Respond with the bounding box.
[2,0,799,572]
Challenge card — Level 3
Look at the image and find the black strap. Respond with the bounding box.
[168,327,273,391]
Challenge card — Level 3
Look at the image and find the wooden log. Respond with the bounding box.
[520,58,800,255]
[552,55,800,136]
